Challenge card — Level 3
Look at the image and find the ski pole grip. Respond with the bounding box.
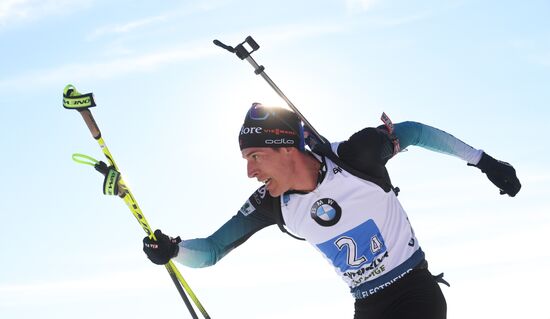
[213,36,260,60]
[79,109,102,140]
[63,84,96,110]
[213,39,235,52]
[63,84,101,138]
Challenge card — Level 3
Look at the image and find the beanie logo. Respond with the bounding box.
[240,126,263,135]
[264,128,297,136]
[265,138,295,145]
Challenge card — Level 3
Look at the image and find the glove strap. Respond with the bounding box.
[380,112,401,156]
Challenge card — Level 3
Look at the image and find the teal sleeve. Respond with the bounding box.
[174,188,277,268]
[174,212,273,268]
[393,121,483,164]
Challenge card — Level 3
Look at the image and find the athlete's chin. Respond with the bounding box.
[267,188,282,197]
[267,183,285,197]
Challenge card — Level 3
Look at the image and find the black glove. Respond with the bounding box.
[143,229,181,265]
[469,152,521,197]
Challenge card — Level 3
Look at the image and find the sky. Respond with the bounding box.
[1,0,549,318]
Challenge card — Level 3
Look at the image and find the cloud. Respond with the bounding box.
[507,37,550,68]
[370,11,435,27]
[344,0,379,12]
[87,15,168,40]
[529,52,550,67]
[0,0,91,26]
[253,22,345,46]
[0,22,346,90]
[0,41,218,89]
[86,0,227,41]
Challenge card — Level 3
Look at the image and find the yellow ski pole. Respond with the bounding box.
[63,84,211,319]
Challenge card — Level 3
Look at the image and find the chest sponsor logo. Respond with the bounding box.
[310,198,342,227]
[316,219,388,288]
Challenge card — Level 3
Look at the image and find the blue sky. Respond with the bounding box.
[1,0,549,318]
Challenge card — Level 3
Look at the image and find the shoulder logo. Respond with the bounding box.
[310,198,342,226]
[239,199,256,216]
[257,185,267,199]
[252,185,267,204]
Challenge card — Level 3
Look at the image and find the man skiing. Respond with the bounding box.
[143,103,521,319]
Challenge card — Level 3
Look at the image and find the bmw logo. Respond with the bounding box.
[310,198,342,227]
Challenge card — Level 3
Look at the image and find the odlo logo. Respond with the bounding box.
[265,139,294,145]
[240,126,262,135]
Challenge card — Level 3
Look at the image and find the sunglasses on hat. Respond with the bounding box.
[247,102,273,120]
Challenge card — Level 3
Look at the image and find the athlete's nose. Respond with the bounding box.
[247,160,258,179]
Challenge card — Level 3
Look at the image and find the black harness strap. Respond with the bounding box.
[312,143,399,195]
[273,196,306,241]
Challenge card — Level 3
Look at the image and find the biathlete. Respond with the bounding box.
[143,103,521,319]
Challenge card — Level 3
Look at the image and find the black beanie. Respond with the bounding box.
[239,103,304,150]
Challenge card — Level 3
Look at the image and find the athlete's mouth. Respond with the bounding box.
[260,177,272,186]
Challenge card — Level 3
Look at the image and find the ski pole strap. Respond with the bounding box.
[72,153,120,196]
[72,153,100,166]
[63,84,96,110]
[94,161,121,196]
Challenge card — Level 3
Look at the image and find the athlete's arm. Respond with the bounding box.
[391,121,521,196]
[336,122,482,174]
[174,187,277,268]
[336,127,393,179]
[392,121,482,164]
[336,121,520,196]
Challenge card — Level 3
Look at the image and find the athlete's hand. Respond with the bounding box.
[469,152,521,197]
[143,229,181,265]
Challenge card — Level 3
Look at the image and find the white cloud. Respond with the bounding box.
[371,11,434,27]
[87,15,168,40]
[507,37,550,68]
[0,0,91,26]
[256,22,345,45]
[86,0,227,41]
[0,41,218,89]
[344,0,379,12]
[0,22,346,90]
[530,52,550,67]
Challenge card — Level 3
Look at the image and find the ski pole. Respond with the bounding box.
[63,84,211,319]
[213,36,329,148]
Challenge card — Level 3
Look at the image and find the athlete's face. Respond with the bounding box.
[242,147,294,197]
